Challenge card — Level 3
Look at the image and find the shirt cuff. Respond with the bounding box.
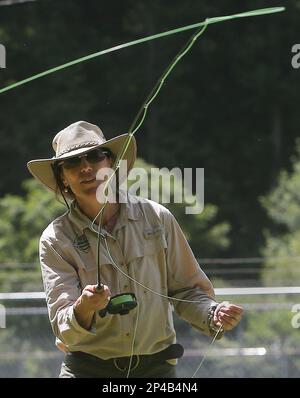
[181,301,215,335]
[207,304,225,339]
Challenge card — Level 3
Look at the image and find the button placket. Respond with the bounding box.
[106,234,133,295]
[121,305,139,355]
[103,224,137,354]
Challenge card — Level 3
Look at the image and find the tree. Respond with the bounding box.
[261,139,300,284]
[0,179,64,291]
[230,138,300,378]
[0,0,298,261]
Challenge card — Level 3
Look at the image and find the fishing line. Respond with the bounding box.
[91,20,210,317]
[0,7,284,95]
[90,5,286,305]
[104,236,224,376]
[104,237,213,304]
[4,6,284,375]
[126,263,140,379]
[85,7,284,375]
[191,325,223,378]
[126,302,140,378]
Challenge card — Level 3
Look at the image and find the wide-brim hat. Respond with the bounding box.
[27,121,136,193]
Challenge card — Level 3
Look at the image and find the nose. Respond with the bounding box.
[80,157,93,172]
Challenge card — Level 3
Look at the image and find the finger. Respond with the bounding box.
[227,304,244,314]
[214,319,233,331]
[216,301,229,311]
[91,284,104,293]
[84,284,97,293]
[92,284,111,297]
[219,308,243,318]
[217,302,243,311]
[102,286,111,298]
[213,321,224,330]
[218,310,240,320]
[218,311,241,325]
[217,312,240,328]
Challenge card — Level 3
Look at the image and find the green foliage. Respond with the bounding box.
[0,179,64,291]
[262,151,300,232]
[246,139,300,377]
[129,158,231,257]
[261,139,300,284]
[244,309,297,346]
[0,179,64,264]
[0,0,298,260]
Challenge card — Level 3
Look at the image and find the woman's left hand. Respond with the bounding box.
[213,302,244,331]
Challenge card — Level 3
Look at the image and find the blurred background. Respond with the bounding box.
[0,0,300,378]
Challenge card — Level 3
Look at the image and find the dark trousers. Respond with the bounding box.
[59,351,177,378]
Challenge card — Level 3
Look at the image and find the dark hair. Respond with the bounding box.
[51,162,74,201]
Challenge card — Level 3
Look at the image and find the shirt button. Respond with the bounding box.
[124,285,128,289]
[126,333,130,337]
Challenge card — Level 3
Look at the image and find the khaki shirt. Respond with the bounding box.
[39,192,219,360]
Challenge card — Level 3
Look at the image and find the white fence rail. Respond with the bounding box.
[1,286,300,300]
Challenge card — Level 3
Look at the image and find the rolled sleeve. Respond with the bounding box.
[170,287,218,336]
[39,236,96,347]
[162,209,220,337]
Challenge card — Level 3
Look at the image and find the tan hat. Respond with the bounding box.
[27,121,136,192]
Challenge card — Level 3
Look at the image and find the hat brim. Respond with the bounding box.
[27,134,136,193]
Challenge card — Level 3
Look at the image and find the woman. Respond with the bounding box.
[27,120,243,378]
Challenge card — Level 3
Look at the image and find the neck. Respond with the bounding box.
[76,197,120,226]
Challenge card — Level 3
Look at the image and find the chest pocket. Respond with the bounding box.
[70,232,112,272]
[125,225,167,264]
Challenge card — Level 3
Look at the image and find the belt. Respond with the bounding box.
[67,344,184,373]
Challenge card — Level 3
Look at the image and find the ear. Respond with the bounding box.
[60,169,68,187]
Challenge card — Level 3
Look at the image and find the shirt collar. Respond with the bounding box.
[68,201,93,233]
[67,190,142,234]
[119,189,142,222]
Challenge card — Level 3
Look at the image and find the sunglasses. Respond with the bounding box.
[57,148,111,169]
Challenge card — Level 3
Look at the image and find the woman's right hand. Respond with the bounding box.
[79,284,111,312]
[74,284,111,330]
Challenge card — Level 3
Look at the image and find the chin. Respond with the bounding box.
[84,186,99,195]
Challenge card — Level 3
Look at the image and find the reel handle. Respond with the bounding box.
[96,283,104,292]
[95,284,108,317]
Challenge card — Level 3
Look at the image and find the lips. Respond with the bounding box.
[81,177,96,184]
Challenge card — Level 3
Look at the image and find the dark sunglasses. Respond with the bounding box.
[57,148,111,169]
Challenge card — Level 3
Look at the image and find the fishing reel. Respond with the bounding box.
[97,285,137,318]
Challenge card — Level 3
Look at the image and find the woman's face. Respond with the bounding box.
[59,149,113,204]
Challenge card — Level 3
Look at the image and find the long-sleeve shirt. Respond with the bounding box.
[39,192,220,360]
